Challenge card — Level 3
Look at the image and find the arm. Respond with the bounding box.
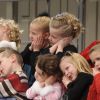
[0,73,28,97]
[26,81,41,99]
[41,83,62,100]
[21,43,32,64]
[66,73,93,100]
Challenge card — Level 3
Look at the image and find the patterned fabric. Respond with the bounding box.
[0,71,29,100]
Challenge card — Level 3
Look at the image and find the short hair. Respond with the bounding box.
[60,52,92,74]
[0,47,23,66]
[0,18,23,49]
[50,12,83,38]
[89,44,100,55]
[30,16,50,33]
[36,54,62,80]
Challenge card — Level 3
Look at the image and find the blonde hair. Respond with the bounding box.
[89,44,100,55]
[0,18,23,49]
[50,12,83,38]
[30,16,50,32]
[0,47,23,66]
[60,52,92,74]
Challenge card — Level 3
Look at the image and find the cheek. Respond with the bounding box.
[34,72,38,79]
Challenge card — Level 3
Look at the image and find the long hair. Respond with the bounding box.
[60,52,92,74]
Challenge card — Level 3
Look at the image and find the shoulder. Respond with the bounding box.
[64,44,78,53]
[76,72,93,83]
[78,72,93,79]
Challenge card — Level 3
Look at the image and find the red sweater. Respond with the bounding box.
[87,73,100,100]
[0,71,29,99]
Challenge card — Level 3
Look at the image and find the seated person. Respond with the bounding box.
[0,47,28,99]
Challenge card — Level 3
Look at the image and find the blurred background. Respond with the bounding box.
[0,0,100,52]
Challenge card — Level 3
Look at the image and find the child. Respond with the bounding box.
[49,12,83,54]
[87,44,100,100]
[0,18,22,50]
[21,16,50,76]
[59,52,93,100]
[0,47,28,99]
[80,40,100,67]
[26,54,63,100]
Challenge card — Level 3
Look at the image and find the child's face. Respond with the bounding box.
[0,26,9,41]
[35,65,48,83]
[29,24,45,42]
[60,56,78,81]
[90,50,100,69]
[49,27,64,46]
[0,53,12,76]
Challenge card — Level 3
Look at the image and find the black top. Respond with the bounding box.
[63,72,93,100]
[21,43,50,75]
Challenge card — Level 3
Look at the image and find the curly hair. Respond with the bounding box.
[0,18,23,49]
[50,12,84,38]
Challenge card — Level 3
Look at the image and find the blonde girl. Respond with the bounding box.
[0,18,22,50]
[59,52,93,100]
[49,12,84,54]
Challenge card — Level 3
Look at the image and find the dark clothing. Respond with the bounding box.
[21,43,50,75]
[63,44,77,53]
[63,72,93,100]
[21,43,77,75]
[21,43,77,87]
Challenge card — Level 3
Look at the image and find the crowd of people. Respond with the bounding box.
[0,12,100,100]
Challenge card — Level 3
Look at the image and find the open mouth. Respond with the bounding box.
[68,75,73,80]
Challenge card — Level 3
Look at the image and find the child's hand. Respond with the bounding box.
[92,67,100,76]
[45,76,56,86]
[49,44,58,54]
[31,34,45,51]
[62,75,72,88]
[56,37,72,53]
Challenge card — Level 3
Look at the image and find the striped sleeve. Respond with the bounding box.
[0,73,28,97]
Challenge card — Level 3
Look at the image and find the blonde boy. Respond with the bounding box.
[0,47,28,99]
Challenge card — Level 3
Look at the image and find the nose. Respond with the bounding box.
[65,71,69,77]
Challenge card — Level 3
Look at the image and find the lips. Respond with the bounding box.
[68,75,73,80]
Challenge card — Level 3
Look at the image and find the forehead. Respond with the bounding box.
[30,23,42,30]
[90,50,100,61]
[60,56,73,65]
[0,25,8,31]
[50,27,63,36]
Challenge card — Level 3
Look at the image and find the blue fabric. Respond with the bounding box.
[0,97,16,100]
[23,64,35,87]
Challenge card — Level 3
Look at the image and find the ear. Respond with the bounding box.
[9,54,16,63]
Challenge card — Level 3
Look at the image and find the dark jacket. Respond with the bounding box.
[63,72,93,100]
